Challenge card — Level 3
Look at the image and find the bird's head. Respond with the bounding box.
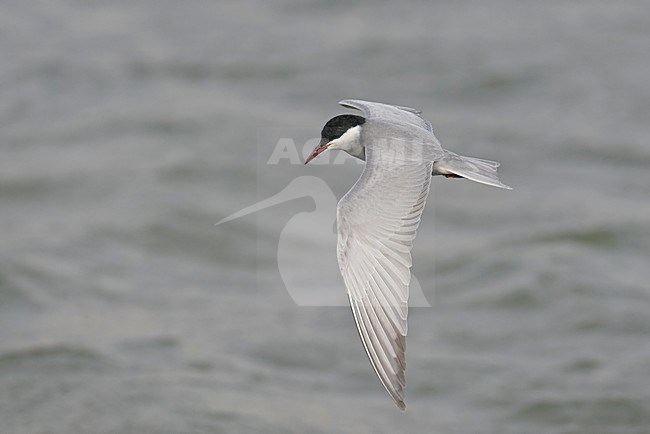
[305,114,366,164]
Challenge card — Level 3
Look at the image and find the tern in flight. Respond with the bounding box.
[305,100,512,410]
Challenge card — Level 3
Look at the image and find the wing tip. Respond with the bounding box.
[497,182,514,190]
[492,182,513,190]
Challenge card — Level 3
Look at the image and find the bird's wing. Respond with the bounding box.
[340,99,433,133]
[336,145,433,410]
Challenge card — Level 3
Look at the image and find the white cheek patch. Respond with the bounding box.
[331,125,361,152]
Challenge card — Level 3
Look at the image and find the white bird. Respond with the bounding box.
[305,99,512,410]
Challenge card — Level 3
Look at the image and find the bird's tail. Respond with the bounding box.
[432,151,512,190]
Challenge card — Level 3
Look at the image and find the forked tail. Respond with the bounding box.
[432,151,512,190]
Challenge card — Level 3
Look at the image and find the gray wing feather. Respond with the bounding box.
[337,145,433,410]
[339,99,433,133]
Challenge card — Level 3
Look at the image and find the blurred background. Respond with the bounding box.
[2,1,650,433]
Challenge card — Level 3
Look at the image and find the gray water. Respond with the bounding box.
[2,1,650,433]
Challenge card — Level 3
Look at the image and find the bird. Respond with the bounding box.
[305,99,512,410]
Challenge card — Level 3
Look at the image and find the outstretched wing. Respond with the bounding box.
[339,99,433,133]
[336,145,433,410]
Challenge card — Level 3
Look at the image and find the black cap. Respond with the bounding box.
[321,114,365,142]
